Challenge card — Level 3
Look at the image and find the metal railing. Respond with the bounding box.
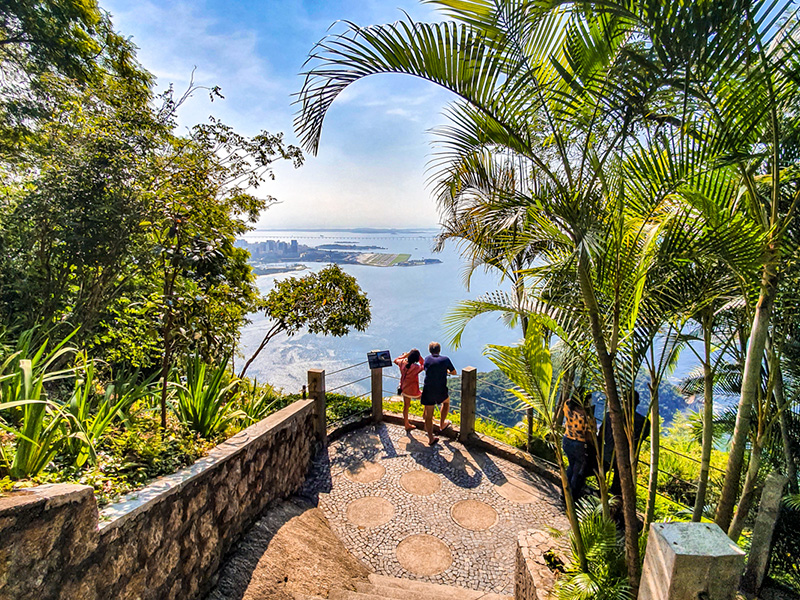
[305,361,706,512]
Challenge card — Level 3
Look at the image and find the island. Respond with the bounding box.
[235,238,443,271]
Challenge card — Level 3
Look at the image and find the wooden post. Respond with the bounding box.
[371,367,383,422]
[527,407,534,453]
[459,366,477,443]
[308,369,326,445]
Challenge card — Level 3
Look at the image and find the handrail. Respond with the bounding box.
[475,411,528,437]
[660,446,726,473]
[327,375,371,393]
[326,360,369,376]
[476,393,528,413]
[476,378,516,394]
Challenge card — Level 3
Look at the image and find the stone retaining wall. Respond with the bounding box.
[0,399,316,600]
[515,529,559,600]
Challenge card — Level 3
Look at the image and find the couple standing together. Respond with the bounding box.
[394,342,456,446]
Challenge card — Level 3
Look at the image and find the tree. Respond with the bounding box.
[295,0,800,586]
[295,3,685,588]
[0,0,149,155]
[239,265,371,379]
[151,117,303,428]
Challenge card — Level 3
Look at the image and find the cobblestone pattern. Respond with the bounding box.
[516,529,560,600]
[0,400,316,600]
[298,423,568,595]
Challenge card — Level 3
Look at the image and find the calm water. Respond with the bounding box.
[238,228,706,405]
[238,229,522,395]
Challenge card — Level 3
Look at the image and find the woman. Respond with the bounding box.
[562,393,593,503]
[394,348,424,432]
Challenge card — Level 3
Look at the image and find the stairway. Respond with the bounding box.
[295,573,513,600]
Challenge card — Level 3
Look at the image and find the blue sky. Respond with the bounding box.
[104,0,457,229]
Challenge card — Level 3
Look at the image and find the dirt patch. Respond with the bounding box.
[206,498,369,600]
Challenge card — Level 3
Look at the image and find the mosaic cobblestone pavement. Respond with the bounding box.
[298,422,568,594]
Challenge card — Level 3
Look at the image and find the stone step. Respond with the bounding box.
[329,590,391,600]
[367,574,510,600]
[355,582,511,600]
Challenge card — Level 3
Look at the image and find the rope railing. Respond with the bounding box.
[327,375,371,394]
[476,377,514,393]
[660,446,726,473]
[639,459,700,489]
[475,411,528,437]
[476,393,527,413]
[327,360,369,376]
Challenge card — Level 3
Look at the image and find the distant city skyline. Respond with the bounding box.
[105,0,455,230]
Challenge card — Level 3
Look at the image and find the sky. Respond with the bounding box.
[104,0,458,229]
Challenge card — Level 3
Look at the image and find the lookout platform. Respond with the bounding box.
[297,421,567,595]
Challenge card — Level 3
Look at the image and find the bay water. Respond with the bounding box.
[238,228,522,396]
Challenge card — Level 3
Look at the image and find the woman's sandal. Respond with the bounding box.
[428,436,439,446]
[437,420,452,433]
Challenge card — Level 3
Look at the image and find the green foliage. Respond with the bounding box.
[325,393,371,423]
[263,264,371,337]
[1,360,68,479]
[62,355,154,467]
[173,354,242,439]
[240,264,371,378]
[233,380,283,425]
[555,500,632,600]
[49,409,217,506]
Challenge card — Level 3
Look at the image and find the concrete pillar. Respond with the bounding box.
[308,369,326,445]
[741,471,789,595]
[459,366,477,443]
[639,522,745,600]
[371,367,383,423]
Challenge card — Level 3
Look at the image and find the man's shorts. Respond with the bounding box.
[421,393,448,407]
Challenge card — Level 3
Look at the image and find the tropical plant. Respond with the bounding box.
[235,379,282,425]
[484,326,590,570]
[63,354,154,467]
[173,354,242,439]
[0,360,70,479]
[554,498,632,600]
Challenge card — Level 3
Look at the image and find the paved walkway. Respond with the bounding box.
[298,422,568,595]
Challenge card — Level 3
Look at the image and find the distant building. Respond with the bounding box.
[267,240,277,251]
[291,240,298,255]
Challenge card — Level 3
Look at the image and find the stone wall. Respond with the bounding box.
[515,529,559,600]
[0,399,316,600]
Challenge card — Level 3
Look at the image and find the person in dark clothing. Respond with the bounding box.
[420,341,457,446]
[601,390,650,497]
[562,393,593,503]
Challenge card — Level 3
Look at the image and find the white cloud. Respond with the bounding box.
[103,0,452,229]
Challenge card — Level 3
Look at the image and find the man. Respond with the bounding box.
[420,341,457,446]
[601,390,650,497]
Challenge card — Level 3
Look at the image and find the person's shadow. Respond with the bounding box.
[403,431,484,490]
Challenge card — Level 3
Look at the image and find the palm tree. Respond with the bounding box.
[294,0,800,585]
[555,0,800,533]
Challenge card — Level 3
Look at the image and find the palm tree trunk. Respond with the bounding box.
[693,310,715,521]
[775,368,798,493]
[645,375,659,528]
[554,443,588,572]
[716,266,777,530]
[577,255,640,593]
[728,437,764,542]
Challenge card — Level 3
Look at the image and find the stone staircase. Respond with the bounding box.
[295,574,512,600]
